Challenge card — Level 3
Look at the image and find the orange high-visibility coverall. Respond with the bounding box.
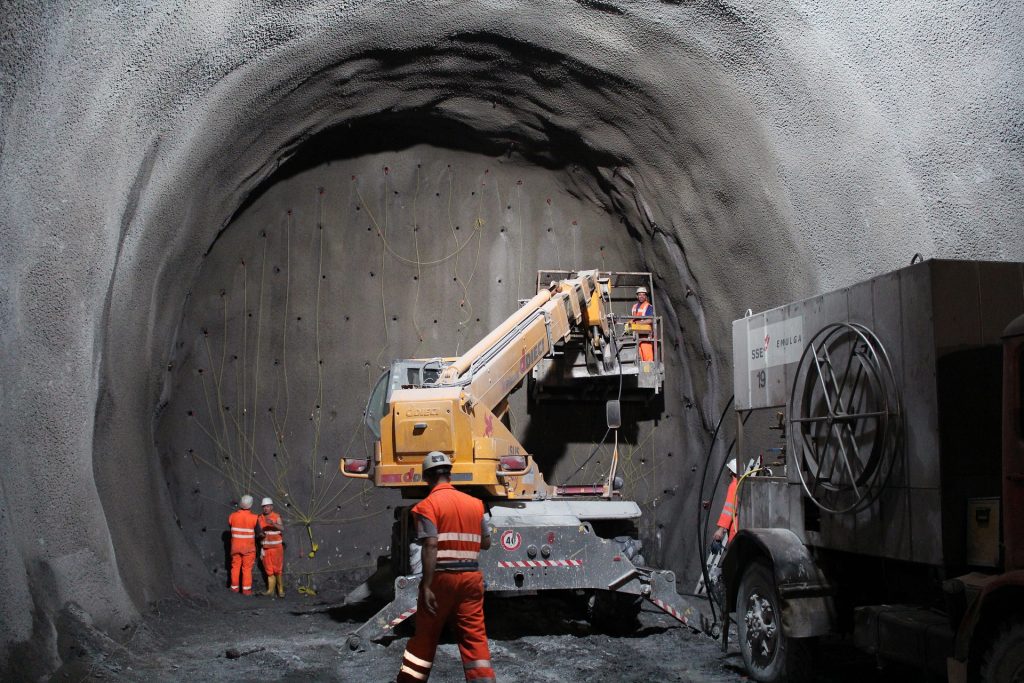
[398,483,495,683]
[632,300,655,362]
[228,508,259,594]
[716,476,739,541]
[258,511,284,574]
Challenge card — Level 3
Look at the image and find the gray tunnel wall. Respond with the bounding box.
[2,0,1022,676]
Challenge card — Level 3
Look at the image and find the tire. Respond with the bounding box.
[980,617,1024,683]
[736,560,811,683]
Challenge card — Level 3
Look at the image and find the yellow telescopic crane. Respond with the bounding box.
[339,270,712,651]
[343,269,619,499]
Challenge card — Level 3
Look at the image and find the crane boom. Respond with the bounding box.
[341,269,654,499]
[338,270,709,649]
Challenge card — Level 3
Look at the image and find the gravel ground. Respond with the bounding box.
[49,587,881,682]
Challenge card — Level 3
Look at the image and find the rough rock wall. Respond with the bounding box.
[2,0,1022,675]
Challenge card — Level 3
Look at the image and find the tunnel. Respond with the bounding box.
[2,1,1022,678]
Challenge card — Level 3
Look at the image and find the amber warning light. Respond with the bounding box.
[343,458,370,474]
[499,456,528,472]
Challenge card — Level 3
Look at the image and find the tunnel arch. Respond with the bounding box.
[93,22,811,607]
[4,1,1020,676]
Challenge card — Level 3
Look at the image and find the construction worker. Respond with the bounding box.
[258,497,285,598]
[228,494,261,595]
[713,459,739,546]
[396,451,495,683]
[631,286,655,362]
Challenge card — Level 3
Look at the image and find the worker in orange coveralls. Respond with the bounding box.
[258,497,285,598]
[713,459,739,546]
[631,286,656,362]
[228,494,261,595]
[396,451,495,683]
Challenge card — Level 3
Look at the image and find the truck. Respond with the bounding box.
[721,259,1023,682]
[340,269,709,649]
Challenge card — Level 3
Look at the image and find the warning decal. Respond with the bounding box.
[500,530,522,551]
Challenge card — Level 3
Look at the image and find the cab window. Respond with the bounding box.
[364,370,390,440]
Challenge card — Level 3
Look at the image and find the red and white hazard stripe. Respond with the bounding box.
[497,559,584,568]
[651,597,690,624]
[386,607,417,630]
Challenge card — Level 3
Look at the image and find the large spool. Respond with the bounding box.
[788,322,902,514]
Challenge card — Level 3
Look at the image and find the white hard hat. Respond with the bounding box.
[636,286,648,294]
[239,494,254,509]
[422,450,453,474]
[261,497,273,507]
[726,459,737,476]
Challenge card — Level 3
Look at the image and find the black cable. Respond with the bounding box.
[694,395,734,623]
[559,332,624,487]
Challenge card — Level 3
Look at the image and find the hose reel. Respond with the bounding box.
[788,322,902,514]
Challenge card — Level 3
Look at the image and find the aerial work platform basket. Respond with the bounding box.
[530,270,665,401]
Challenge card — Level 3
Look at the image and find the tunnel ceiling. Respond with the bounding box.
[3,1,1022,678]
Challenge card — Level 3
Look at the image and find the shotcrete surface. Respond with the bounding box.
[2,0,1023,676]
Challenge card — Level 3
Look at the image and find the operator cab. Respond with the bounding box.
[363,358,453,440]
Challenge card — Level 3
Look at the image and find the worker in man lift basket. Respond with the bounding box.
[227,494,262,595]
[396,451,496,683]
[630,286,655,362]
[258,497,285,598]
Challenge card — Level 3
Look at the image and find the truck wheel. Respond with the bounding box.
[737,560,810,683]
[980,617,1024,683]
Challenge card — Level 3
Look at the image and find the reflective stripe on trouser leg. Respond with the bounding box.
[241,551,256,594]
[453,573,493,682]
[397,574,454,683]
[230,552,242,591]
[464,659,495,682]
[400,649,433,679]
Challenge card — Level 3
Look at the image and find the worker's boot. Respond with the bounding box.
[276,573,285,598]
[263,575,276,597]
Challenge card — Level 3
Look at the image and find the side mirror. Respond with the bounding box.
[606,400,621,430]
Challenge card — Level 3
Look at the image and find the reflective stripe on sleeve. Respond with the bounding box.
[463,659,492,669]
